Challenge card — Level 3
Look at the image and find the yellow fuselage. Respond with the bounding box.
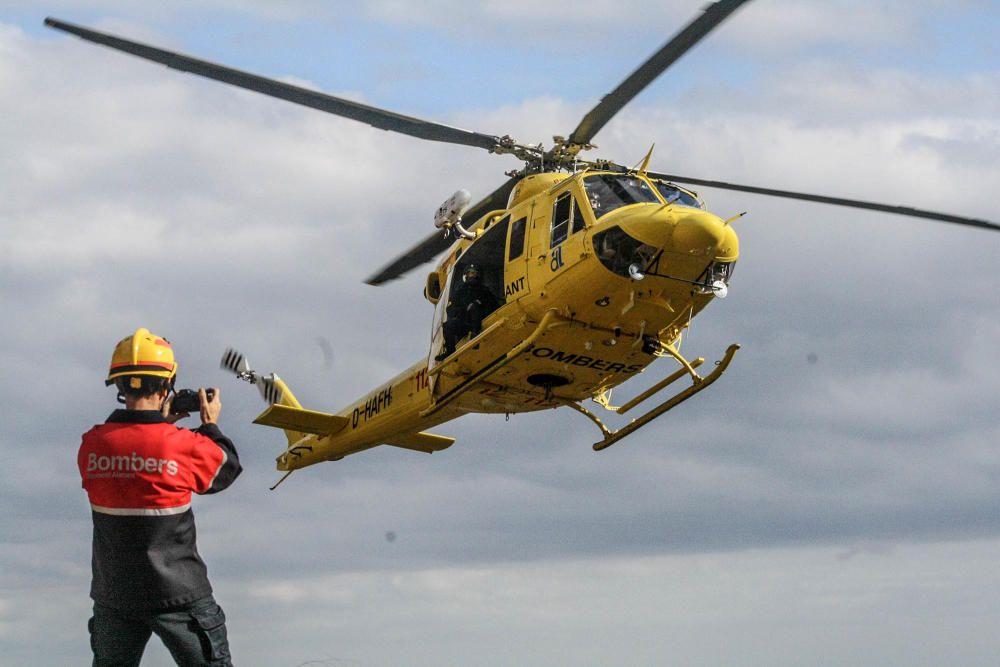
[278,171,739,470]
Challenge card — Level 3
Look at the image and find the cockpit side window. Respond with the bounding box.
[592,225,658,278]
[550,192,586,248]
[583,174,659,220]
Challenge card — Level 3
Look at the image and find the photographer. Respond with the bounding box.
[78,328,242,666]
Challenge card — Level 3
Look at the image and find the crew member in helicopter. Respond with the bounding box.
[435,264,499,361]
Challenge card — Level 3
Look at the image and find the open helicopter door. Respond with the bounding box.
[428,216,510,368]
[455,215,509,305]
[428,268,454,369]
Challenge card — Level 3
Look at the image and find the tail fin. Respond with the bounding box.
[221,347,316,445]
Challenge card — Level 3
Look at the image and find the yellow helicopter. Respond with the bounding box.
[46,1,999,487]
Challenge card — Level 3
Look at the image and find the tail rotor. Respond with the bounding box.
[220,347,285,405]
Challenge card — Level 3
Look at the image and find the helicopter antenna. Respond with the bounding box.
[633,144,656,175]
[269,471,294,491]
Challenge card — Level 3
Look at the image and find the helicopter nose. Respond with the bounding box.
[670,208,732,258]
[604,204,738,260]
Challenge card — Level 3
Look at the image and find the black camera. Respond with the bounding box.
[170,388,215,414]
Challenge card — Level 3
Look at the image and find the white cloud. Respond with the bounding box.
[203,540,1000,666]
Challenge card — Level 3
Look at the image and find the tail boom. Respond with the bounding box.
[265,360,458,471]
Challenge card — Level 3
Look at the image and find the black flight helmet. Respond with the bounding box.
[463,264,482,284]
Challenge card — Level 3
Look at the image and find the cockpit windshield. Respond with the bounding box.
[652,181,703,209]
[583,174,660,220]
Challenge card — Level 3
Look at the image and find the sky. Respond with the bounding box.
[2,1,1000,665]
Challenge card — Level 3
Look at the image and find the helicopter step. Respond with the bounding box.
[428,317,509,379]
[422,309,569,419]
[590,343,740,451]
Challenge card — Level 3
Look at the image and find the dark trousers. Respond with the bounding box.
[89,596,232,666]
[442,302,488,352]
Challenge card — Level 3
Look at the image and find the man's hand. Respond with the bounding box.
[160,394,189,424]
[200,387,221,425]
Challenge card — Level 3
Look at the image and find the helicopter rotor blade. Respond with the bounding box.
[567,0,751,148]
[649,171,1000,233]
[44,17,502,152]
[365,177,520,285]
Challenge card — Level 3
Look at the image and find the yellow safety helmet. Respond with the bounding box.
[105,327,178,387]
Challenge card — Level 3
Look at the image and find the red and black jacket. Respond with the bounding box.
[78,410,241,610]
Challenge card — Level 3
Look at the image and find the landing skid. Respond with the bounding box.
[578,343,740,451]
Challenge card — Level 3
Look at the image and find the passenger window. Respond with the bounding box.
[509,217,527,261]
[550,193,585,248]
[552,194,571,247]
